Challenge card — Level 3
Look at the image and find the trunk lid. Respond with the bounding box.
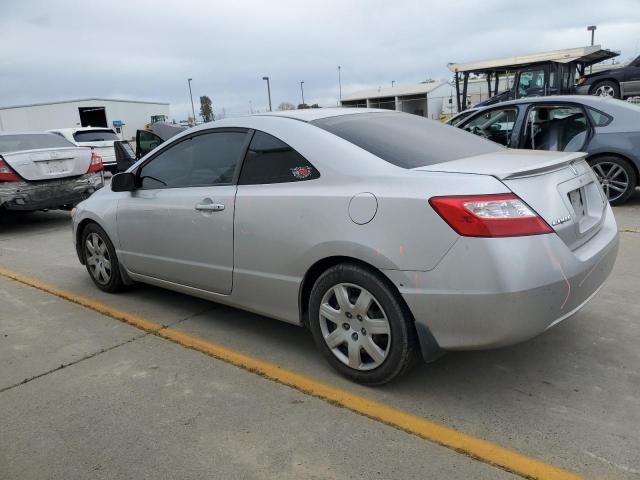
[2,147,92,181]
[418,150,608,251]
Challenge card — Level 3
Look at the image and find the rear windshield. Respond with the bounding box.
[0,133,75,154]
[73,129,119,142]
[312,112,503,169]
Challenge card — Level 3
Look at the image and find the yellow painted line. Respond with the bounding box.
[0,266,581,480]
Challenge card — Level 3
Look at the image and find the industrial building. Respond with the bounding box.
[340,77,511,119]
[0,98,170,140]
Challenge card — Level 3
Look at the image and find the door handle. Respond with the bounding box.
[195,203,225,212]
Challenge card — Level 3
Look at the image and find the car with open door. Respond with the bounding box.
[72,108,617,385]
[0,132,103,213]
[114,122,187,172]
[452,95,640,204]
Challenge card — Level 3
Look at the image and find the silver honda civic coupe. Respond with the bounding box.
[72,108,619,384]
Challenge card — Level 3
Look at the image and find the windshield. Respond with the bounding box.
[312,112,503,169]
[0,133,75,153]
[73,129,119,142]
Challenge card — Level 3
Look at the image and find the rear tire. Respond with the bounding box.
[589,156,637,205]
[308,263,418,385]
[81,222,125,293]
[590,80,620,99]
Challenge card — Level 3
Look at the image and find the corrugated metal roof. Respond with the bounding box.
[448,45,619,73]
[0,98,169,110]
[342,81,447,101]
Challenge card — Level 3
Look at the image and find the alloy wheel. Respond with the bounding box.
[594,85,615,97]
[319,283,391,371]
[85,232,112,285]
[592,162,630,202]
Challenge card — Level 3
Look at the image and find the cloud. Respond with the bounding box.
[1,0,639,119]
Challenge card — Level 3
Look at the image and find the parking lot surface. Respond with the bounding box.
[1,191,639,479]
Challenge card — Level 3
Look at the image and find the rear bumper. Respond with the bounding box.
[0,172,103,211]
[385,207,619,351]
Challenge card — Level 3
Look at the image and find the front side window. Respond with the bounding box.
[522,105,589,152]
[517,69,546,97]
[138,131,247,189]
[238,131,319,184]
[137,130,164,157]
[462,108,518,146]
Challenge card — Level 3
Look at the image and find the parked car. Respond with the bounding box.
[48,127,120,172]
[0,132,103,213]
[72,109,618,385]
[575,55,640,99]
[450,95,640,204]
[114,122,187,172]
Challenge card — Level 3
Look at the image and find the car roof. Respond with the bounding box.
[474,95,620,109]
[47,127,116,133]
[252,107,392,122]
[0,131,62,136]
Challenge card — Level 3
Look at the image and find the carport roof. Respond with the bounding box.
[342,81,447,102]
[447,45,619,74]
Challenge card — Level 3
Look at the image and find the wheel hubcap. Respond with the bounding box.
[592,162,629,202]
[319,283,391,371]
[85,233,112,285]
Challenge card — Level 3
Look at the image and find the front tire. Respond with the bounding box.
[589,156,637,205]
[308,263,418,385]
[81,222,125,293]
[590,80,620,99]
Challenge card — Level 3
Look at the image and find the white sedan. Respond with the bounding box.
[48,127,120,172]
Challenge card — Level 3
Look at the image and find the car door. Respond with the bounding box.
[458,106,521,147]
[116,128,250,294]
[622,57,640,96]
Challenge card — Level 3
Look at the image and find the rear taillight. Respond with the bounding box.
[429,193,553,237]
[0,157,20,182]
[87,150,103,173]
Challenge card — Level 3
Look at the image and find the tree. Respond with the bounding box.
[199,96,214,122]
[277,101,296,111]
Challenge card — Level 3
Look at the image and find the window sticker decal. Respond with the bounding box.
[291,166,312,179]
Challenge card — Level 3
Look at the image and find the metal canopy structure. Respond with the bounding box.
[447,45,620,112]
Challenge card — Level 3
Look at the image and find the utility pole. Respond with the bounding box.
[392,80,395,88]
[187,78,195,125]
[300,81,305,105]
[587,25,597,73]
[338,66,342,105]
[262,76,272,112]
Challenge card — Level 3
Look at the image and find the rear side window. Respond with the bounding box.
[312,112,503,169]
[139,131,247,189]
[587,108,612,126]
[238,131,319,184]
[73,129,119,142]
[0,134,75,153]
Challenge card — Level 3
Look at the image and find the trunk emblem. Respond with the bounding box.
[551,215,572,226]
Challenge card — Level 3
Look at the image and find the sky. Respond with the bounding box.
[1,0,640,120]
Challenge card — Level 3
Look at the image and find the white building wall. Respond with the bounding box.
[0,99,169,140]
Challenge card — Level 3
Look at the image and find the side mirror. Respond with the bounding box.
[111,172,136,192]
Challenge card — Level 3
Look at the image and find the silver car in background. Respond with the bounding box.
[0,132,103,213]
[72,109,618,384]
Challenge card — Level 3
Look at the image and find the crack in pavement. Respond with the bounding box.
[0,331,149,394]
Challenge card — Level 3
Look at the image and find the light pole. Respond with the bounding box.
[392,80,395,88]
[262,76,272,112]
[338,66,342,105]
[300,81,305,106]
[587,25,597,73]
[187,78,196,125]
